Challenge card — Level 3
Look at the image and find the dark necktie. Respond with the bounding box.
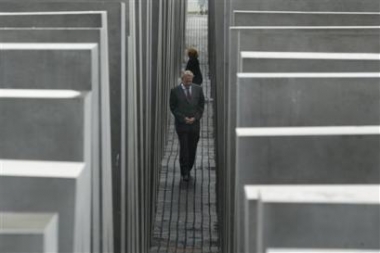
[185,87,191,100]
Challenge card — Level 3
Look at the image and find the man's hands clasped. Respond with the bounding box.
[185,117,195,124]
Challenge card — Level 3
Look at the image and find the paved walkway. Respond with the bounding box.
[150,14,219,253]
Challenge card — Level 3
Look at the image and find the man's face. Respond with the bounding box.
[182,74,193,87]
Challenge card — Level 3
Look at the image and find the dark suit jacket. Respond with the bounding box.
[170,83,205,131]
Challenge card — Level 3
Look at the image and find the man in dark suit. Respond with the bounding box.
[170,70,205,181]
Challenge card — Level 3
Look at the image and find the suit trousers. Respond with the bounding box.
[176,126,200,176]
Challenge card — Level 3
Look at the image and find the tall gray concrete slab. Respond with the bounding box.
[0,41,109,253]
[0,160,91,253]
[236,74,380,127]
[235,126,380,253]
[233,11,380,26]
[219,1,380,252]
[209,1,232,250]
[0,7,127,210]
[239,52,380,72]
[244,185,380,253]
[0,212,58,253]
[0,8,126,248]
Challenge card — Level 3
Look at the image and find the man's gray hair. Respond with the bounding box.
[182,70,194,79]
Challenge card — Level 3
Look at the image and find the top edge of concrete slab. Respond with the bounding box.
[236,126,380,136]
[0,43,97,50]
[0,27,101,30]
[0,11,106,15]
[267,249,380,253]
[244,185,380,204]
[237,73,380,78]
[0,89,87,99]
[240,51,380,60]
[230,26,380,29]
[0,160,85,178]
[0,212,57,233]
[233,10,380,15]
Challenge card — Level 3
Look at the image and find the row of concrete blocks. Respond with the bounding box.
[0,2,188,252]
[207,1,380,252]
[232,17,380,253]
[232,16,380,253]
[0,9,116,253]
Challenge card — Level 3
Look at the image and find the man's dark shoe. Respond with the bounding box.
[183,174,190,182]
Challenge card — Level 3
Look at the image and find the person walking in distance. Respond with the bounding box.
[185,48,203,85]
[170,70,205,181]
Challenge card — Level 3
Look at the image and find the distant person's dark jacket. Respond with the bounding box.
[186,57,203,85]
[170,84,205,131]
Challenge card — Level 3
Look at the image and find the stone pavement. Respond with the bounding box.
[150,14,220,253]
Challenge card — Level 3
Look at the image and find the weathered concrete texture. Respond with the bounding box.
[239,52,380,72]
[0,48,93,90]
[233,11,380,26]
[0,212,58,253]
[0,97,86,161]
[236,75,380,127]
[0,160,91,253]
[236,133,380,185]
[244,185,380,253]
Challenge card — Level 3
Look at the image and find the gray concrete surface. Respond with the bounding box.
[0,9,127,238]
[244,185,380,253]
[0,160,91,253]
[0,97,87,161]
[236,75,380,127]
[235,127,380,253]
[0,212,58,253]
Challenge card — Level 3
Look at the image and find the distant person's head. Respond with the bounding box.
[187,48,199,58]
[182,70,194,87]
